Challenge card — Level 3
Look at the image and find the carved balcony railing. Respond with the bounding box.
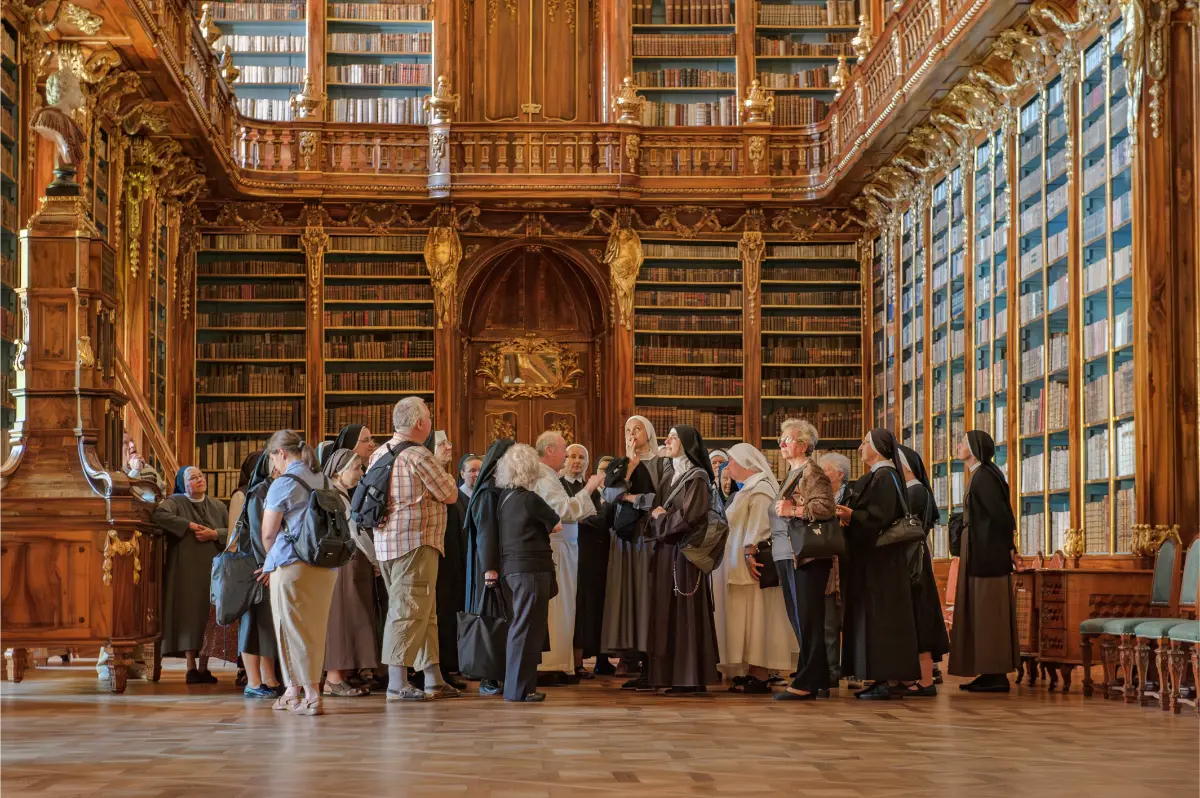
[125,0,1003,201]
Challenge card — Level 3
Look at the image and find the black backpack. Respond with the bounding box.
[350,440,419,531]
[277,474,356,569]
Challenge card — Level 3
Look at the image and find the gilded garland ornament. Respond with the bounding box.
[300,227,330,317]
[738,231,765,324]
[102,529,142,586]
[476,337,584,400]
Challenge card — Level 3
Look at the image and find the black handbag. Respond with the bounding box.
[787,517,847,559]
[754,539,779,588]
[456,584,510,681]
[875,470,928,548]
[210,549,263,626]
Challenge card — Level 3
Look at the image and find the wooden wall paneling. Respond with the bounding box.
[734,0,755,113]
[535,0,591,123]
[473,0,522,121]
[305,0,326,112]
[1180,7,1200,546]
[433,0,455,87]
[595,0,630,122]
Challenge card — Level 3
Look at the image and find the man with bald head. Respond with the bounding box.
[533,431,604,683]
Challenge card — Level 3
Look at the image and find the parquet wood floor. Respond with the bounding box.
[2,661,1197,798]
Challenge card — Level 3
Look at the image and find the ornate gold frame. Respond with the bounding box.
[476,336,583,399]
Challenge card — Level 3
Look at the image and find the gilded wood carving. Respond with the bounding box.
[476,337,583,399]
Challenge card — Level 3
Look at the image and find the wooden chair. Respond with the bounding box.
[1166,621,1200,714]
[1132,538,1199,708]
[1079,536,1182,699]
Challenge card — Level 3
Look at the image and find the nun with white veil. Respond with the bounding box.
[712,444,799,693]
[601,415,671,687]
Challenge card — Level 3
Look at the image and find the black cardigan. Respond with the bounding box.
[480,487,561,577]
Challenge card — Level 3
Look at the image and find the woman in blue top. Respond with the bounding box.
[259,429,337,716]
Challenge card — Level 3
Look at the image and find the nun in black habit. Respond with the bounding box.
[834,429,921,699]
[423,429,467,687]
[949,431,1020,692]
[646,425,720,694]
[896,444,952,695]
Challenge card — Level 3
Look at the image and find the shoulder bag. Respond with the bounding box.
[874,470,928,548]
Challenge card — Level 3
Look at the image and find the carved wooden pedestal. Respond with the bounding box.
[0,196,163,694]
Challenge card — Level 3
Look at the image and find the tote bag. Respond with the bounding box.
[457,585,510,681]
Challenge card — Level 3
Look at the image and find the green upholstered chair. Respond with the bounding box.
[1165,622,1200,714]
[1079,536,1182,699]
[1132,540,1200,708]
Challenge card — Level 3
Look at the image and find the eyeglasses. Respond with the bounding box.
[779,435,796,446]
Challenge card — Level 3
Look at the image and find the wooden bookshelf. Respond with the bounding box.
[195,233,307,499]
[210,1,308,121]
[322,234,434,439]
[759,241,863,482]
[325,1,433,124]
[0,17,17,456]
[898,205,926,499]
[754,0,856,125]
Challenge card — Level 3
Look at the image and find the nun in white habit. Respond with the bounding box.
[713,444,799,691]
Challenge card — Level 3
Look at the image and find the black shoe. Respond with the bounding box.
[855,683,893,700]
[479,680,503,696]
[932,667,944,685]
[510,692,546,702]
[816,688,831,698]
[537,671,570,687]
[663,686,702,696]
[621,677,647,690]
[235,669,248,688]
[185,668,202,684]
[906,684,937,697]
[443,673,468,691]
[959,676,985,691]
[772,688,816,701]
[888,682,911,697]
[594,658,616,676]
[198,670,218,684]
[740,677,771,695]
[963,681,1010,693]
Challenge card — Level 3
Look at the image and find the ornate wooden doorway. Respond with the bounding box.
[461,243,603,455]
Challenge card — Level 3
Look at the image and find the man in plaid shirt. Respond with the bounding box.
[369,396,460,701]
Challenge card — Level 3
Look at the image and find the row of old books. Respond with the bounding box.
[756,36,852,56]
[197,435,273,470]
[327,32,432,53]
[632,0,732,25]
[199,260,305,277]
[757,67,834,89]
[202,234,298,250]
[237,97,292,121]
[773,95,830,126]
[197,334,307,359]
[328,2,431,21]
[326,402,402,434]
[197,399,304,431]
[773,243,858,259]
[211,2,305,21]
[762,289,859,305]
[328,63,432,85]
[761,374,861,396]
[1,25,15,60]
[215,34,306,53]
[235,66,306,84]
[644,242,737,259]
[633,406,743,439]
[757,1,856,26]
[635,374,743,395]
[641,266,740,282]
[633,33,736,57]
[761,315,860,332]
[198,310,306,328]
[633,69,737,89]
[325,370,433,391]
[324,308,434,327]
[325,284,433,301]
[330,97,427,124]
[327,260,425,275]
[198,283,305,300]
[635,289,744,307]
[642,98,737,125]
[764,266,857,281]
[324,333,434,359]
[637,316,742,331]
[763,407,862,438]
[761,342,860,363]
[198,365,307,394]
[634,345,743,364]
[330,235,426,252]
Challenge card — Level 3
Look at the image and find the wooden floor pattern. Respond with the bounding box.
[2,661,1197,798]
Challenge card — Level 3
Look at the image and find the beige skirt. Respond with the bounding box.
[270,562,338,687]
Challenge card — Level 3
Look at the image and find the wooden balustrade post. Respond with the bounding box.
[597,0,631,123]
[305,0,327,116]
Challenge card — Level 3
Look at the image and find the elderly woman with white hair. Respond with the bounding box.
[817,450,854,685]
[481,443,563,702]
[152,466,230,684]
[713,443,798,693]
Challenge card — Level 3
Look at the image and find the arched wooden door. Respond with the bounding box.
[461,244,603,456]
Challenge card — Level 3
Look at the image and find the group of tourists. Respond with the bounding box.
[147,396,1021,715]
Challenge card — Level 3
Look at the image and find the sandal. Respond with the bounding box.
[291,696,324,716]
[324,680,368,697]
[385,685,427,702]
[272,694,301,711]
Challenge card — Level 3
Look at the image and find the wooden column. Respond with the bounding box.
[305,0,327,114]
[734,0,756,113]
[432,0,454,86]
[1004,109,1021,518]
[597,0,631,123]
[1066,66,1084,534]
[921,187,934,466]
[740,227,764,446]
